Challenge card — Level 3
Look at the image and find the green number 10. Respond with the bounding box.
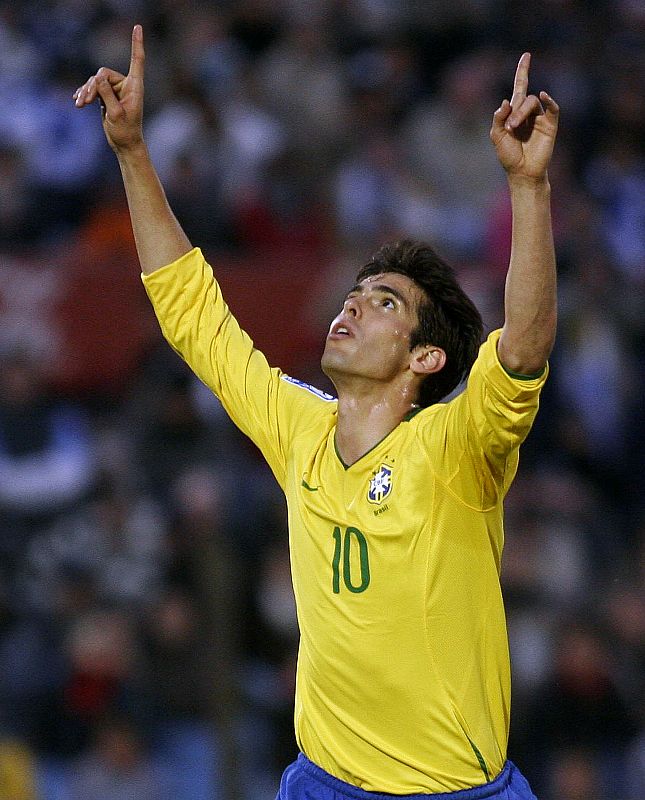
[332,526,370,594]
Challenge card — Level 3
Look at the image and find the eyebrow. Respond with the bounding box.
[345,282,410,309]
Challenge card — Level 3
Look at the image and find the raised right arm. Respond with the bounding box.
[74,24,191,274]
[73,25,334,485]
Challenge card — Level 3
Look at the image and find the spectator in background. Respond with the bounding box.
[0,348,95,579]
[333,131,442,251]
[139,589,212,724]
[0,144,41,247]
[256,18,350,166]
[585,136,645,289]
[604,587,645,712]
[555,301,634,480]
[45,609,144,759]
[0,55,109,242]
[136,371,225,507]
[139,590,220,800]
[626,732,645,800]
[254,542,299,774]
[145,78,239,250]
[402,49,505,258]
[0,736,37,800]
[517,619,639,798]
[0,574,67,747]
[546,749,602,800]
[69,713,167,800]
[19,473,167,615]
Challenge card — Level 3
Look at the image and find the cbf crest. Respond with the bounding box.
[367,464,393,505]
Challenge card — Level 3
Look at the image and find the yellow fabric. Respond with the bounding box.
[0,740,37,800]
[142,248,548,793]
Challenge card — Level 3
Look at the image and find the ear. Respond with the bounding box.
[410,345,446,376]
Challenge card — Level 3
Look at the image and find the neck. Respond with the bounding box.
[334,385,419,466]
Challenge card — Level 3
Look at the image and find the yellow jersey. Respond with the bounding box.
[142,248,548,794]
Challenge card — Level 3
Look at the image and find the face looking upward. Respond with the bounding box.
[321,272,444,394]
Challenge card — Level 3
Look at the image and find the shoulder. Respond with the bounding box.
[279,375,336,404]
[277,374,337,434]
[467,328,549,402]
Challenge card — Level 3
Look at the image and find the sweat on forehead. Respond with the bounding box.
[350,274,422,306]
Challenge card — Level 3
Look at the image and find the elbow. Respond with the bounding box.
[498,321,556,376]
[499,352,548,377]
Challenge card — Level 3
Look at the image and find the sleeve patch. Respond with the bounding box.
[281,375,336,401]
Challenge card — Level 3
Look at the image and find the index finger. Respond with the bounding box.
[510,52,531,108]
[128,24,145,80]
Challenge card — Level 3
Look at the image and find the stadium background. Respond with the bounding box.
[0,1,643,798]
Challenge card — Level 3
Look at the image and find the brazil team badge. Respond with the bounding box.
[367,464,393,504]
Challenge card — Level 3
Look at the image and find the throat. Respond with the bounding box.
[334,396,413,466]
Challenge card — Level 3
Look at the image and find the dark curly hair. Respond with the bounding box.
[356,240,484,407]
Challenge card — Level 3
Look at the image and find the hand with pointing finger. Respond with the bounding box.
[490,53,559,182]
[73,24,145,154]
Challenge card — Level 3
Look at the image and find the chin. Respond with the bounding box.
[320,351,335,378]
[321,348,347,382]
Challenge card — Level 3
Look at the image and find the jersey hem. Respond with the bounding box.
[294,754,514,799]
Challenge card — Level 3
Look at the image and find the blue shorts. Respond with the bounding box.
[276,754,538,800]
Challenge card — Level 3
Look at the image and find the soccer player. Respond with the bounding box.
[74,25,559,800]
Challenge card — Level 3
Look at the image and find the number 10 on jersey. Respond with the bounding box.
[331,526,370,594]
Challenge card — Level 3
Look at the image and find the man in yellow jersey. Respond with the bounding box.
[74,25,559,800]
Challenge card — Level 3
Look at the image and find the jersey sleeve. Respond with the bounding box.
[141,248,332,488]
[422,328,548,507]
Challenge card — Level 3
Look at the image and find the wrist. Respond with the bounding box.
[506,172,551,193]
[114,139,148,161]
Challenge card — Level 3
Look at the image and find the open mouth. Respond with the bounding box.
[329,322,354,339]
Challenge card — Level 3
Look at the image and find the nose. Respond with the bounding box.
[344,295,360,317]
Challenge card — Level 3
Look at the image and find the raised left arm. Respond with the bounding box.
[491,53,560,376]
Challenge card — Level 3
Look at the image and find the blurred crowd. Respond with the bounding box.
[0,1,643,799]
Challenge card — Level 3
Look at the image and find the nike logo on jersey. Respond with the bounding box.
[301,480,319,492]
